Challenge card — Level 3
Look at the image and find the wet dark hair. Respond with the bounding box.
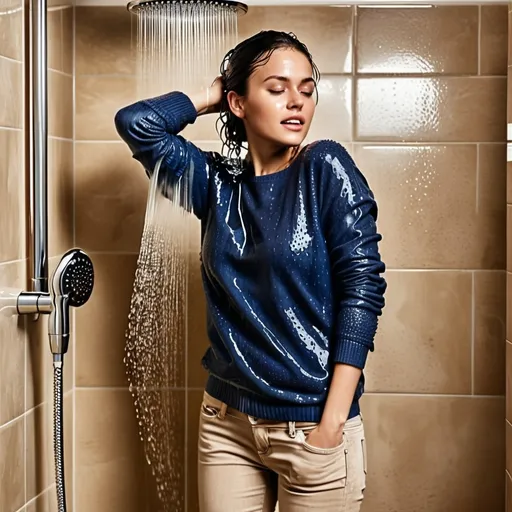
[217,30,320,160]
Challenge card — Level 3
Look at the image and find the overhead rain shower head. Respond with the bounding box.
[48,249,94,360]
[127,0,248,15]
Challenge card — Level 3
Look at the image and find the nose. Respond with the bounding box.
[287,89,304,110]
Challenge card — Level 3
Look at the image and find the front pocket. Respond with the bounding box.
[288,430,347,489]
[302,432,346,455]
[200,401,219,418]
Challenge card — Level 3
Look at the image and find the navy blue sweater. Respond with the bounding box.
[115,91,387,422]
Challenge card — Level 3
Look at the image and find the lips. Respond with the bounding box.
[281,115,305,126]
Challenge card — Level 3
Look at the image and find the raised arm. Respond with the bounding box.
[114,84,221,219]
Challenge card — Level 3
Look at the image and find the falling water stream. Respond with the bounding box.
[124,2,241,510]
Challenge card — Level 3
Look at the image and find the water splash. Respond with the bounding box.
[125,158,190,511]
[125,4,240,510]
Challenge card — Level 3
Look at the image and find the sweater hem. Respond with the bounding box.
[205,374,360,423]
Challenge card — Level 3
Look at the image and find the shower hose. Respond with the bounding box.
[53,361,67,512]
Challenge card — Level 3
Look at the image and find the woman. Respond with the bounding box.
[116,30,386,512]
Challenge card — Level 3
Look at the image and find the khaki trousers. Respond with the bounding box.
[197,391,367,512]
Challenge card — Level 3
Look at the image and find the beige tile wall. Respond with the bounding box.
[74,4,507,512]
[0,0,75,510]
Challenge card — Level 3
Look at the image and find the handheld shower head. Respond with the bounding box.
[49,249,94,360]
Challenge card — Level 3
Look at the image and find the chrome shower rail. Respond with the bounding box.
[31,0,48,293]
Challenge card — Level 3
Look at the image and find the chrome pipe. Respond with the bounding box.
[31,0,48,293]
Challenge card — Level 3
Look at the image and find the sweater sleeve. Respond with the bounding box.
[322,144,387,369]
[114,91,210,219]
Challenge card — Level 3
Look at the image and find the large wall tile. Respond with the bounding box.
[508,275,512,343]
[76,7,134,75]
[0,56,22,128]
[238,6,353,74]
[48,9,63,72]
[354,144,503,269]
[508,162,512,204]
[0,260,26,426]
[49,70,73,139]
[74,142,147,252]
[25,489,58,512]
[182,114,219,143]
[0,0,23,61]
[474,271,506,396]
[62,7,73,75]
[0,129,23,263]
[360,394,505,512]
[478,143,507,268]
[508,472,512,512]
[75,389,180,512]
[0,417,24,512]
[356,6,478,75]
[366,271,472,394]
[508,420,512,476]
[75,254,137,387]
[47,0,72,7]
[507,341,512,421]
[25,404,52,502]
[480,5,508,76]
[509,66,512,123]
[76,75,137,140]
[508,205,512,272]
[356,77,506,143]
[48,139,73,257]
[306,75,352,143]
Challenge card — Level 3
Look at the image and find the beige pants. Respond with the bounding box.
[197,391,367,512]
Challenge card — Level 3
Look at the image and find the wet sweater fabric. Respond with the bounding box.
[115,91,387,422]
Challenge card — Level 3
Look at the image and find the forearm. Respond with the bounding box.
[188,89,217,116]
[321,363,362,429]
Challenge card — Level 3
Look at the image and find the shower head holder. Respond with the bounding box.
[48,249,94,359]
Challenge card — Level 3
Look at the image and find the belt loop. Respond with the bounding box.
[218,402,228,420]
[288,421,296,438]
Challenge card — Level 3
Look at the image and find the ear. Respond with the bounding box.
[226,91,246,120]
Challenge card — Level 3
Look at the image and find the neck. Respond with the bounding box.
[247,134,297,177]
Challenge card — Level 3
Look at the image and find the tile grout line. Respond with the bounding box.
[0,53,23,65]
[0,398,66,433]
[60,9,64,76]
[471,271,475,395]
[477,5,481,76]
[0,126,23,132]
[475,144,480,214]
[14,484,56,512]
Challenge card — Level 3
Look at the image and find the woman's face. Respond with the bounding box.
[229,47,316,150]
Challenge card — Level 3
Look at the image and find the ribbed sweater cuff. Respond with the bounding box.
[144,91,197,133]
[333,340,369,369]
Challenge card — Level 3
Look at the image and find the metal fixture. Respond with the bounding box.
[31,0,48,293]
[127,0,248,14]
[13,249,94,511]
